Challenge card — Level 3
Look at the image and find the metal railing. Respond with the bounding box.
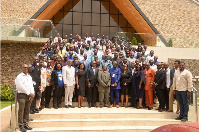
[192,87,199,122]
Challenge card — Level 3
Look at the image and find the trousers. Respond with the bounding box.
[169,85,180,111]
[65,86,74,106]
[145,89,153,108]
[110,89,120,105]
[176,91,189,119]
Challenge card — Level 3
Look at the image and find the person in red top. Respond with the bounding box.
[144,62,155,110]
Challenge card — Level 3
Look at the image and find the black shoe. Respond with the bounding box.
[100,105,103,108]
[68,105,75,108]
[19,125,27,132]
[24,124,32,130]
[104,104,108,107]
[65,105,68,108]
[133,105,137,108]
[30,111,35,114]
[45,105,51,108]
[181,118,188,122]
[128,104,133,107]
[58,105,61,108]
[33,109,39,113]
[148,107,153,110]
[175,116,183,120]
[54,106,58,109]
[88,105,91,108]
[29,119,33,122]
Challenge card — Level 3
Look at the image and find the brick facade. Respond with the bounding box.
[1,42,43,85]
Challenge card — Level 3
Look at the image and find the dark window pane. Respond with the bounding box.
[63,25,72,36]
[55,24,63,37]
[73,25,81,38]
[92,13,100,25]
[92,1,100,13]
[82,13,91,25]
[73,0,82,12]
[91,26,100,36]
[82,26,91,37]
[63,12,72,24]
[73,12,82,24]
[101,14,109,26]
[110,27,118,38]
[110,15,118,26]
[101,27,109,37]
[83,0,91,12]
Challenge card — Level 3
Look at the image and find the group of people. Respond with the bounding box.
[15,33,193,132]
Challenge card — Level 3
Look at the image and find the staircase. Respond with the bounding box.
[27,101,189,132]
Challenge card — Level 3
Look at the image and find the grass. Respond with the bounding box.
[1,101,15,109]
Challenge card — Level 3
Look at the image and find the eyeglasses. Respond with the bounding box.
[23,67,28,69]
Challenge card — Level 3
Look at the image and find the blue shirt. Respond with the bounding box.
[67,56,74,61]
[57,70,64,87]
[101,60,113,71]
[109,67,121,89]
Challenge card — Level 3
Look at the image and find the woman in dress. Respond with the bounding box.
[76,63,86,108]
[120,64,132,108]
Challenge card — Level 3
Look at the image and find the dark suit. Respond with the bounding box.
[86,67,99,106]
[170,68,175,87]
[51,70,63,107]
[118,62,131,72]
[154,69,166,110]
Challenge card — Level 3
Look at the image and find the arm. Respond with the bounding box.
[51,71,55,88]
[126,71,132,84]
[116,68,121,83]
[15,75,30,95]
[187,71,193,92]
[29,76,35,94]
[151,69,155,84]
[166,70,170,88]
[62,66,67,85]
[170,69,173,87]
[173,72,176,90]
[107,73,111,86]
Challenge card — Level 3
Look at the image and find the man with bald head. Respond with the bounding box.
[15,64,35,131]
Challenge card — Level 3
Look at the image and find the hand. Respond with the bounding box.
[77,85,79,89]
[38,86,41,89]
[52,88,55,90]
[139,85,141,89]
[114,82,117,87]
[104,85,107,87]
[124,83,127,86]
[29,93,35,98]
[173,90,176,95]
[29,96,34,101]
[88,83,91,88]
[96,83,99,87]
[64,84,67,88]
[167,88,170,91]
[187,92,191,97]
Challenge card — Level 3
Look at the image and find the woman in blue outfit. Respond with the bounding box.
[134,64,145,108]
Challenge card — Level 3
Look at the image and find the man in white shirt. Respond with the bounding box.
[62,60,75,108]
[15,64,35,132]
[146,50,154,63]
[164,62,170,111]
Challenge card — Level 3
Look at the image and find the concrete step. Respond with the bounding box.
[28,118,184,128]
[30,108,176,120]
[19,126,160,132]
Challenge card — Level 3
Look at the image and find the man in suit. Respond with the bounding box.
[144,62,155,110]
[79,54,91,72]
[87,60,99,107]
[98,65,111,108]
[167,60,180,113]
[118,57,131,72]
[154,63,166,112]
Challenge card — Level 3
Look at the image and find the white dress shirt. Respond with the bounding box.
[15,73,34,95]
[166,68,170,88]
[62,65,75,86]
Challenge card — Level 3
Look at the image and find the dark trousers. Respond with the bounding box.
[45,86,52,107]
[130,86,137,106]
[164,88,169,110]
[17,93,31,125]
[176,91,189,119]
[110,89,120,105]
[72,84,78,102]
[30,86,38,111]
[53,87,63,107]
[88,86,98,106]
[156,89,165,109]
[41,88,46,107]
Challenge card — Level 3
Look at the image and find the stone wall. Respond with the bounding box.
[1,41,43,86]
[168,58,199,90]
[134,0,199,48]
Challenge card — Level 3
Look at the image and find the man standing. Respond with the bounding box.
[15,64,35,131]
[164,62,170,111]
[173,62,192,122]
[109,61,121,108]
[62,60,76,108]
[144,63,155,110]
[168,60,180,113]
[86,61,99,107]
[154,63,166,112]
[98,65,111,108]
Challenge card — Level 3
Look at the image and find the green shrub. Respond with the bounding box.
[168,39,173,47]
[11,29,18,36]
[0,84,15,101]
[131,37,137,45]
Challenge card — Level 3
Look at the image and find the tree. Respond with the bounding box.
[132,37,137,45]
[168,39,173,47]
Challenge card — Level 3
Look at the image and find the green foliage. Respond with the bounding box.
[168,39,173,47]
[0,84,15,101]
[131,37,137,45]
[11,29,17,36]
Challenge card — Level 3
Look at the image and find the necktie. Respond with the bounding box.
[104,71,106,75]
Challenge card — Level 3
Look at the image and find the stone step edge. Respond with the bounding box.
[30,118,184,122]
[28,126,160,131]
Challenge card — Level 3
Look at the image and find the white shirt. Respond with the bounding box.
[150,64,157,72]
[145,50,150,56]
[166,68,170,88]
[15,73,34,95]
[146,55,154,63]
[62,65,75,86]
[77,54,84,61]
